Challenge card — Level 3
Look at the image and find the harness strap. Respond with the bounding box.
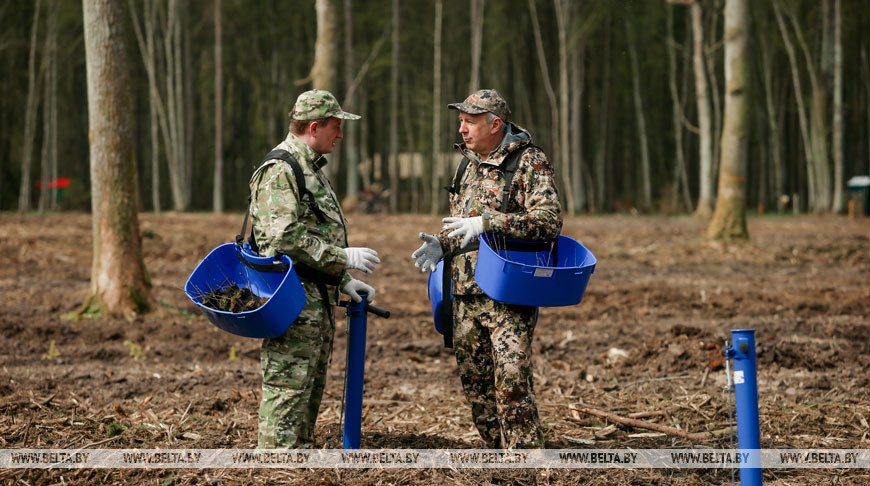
[439,242,479,349]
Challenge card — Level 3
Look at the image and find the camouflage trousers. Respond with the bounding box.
[453,294,543,449]
[258,297,333,448]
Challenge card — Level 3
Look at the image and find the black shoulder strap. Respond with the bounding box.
[443,145,538,212]
[499,144,537,212]
[259,149,328,224]
[445,157,471,195]
[239,149,329,254]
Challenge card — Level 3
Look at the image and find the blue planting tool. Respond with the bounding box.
[724,329,762,486]
[339,294,390,449]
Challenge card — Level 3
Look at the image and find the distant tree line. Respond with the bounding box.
[1,0,869,215]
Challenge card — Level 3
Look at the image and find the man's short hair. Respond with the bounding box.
[289,108,331,135]
[485,112,507,133]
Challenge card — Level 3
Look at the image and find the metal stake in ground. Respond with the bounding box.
[724,329,762,486]
[338,295,390,449]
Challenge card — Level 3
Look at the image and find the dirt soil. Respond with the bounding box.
[1,212,868,485]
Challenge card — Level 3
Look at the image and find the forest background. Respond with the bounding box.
[1,0,869,218]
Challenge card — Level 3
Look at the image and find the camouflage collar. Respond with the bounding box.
[284,132,327,170]
[454,122,531,167]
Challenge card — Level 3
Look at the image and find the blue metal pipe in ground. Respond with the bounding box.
[726,329,762,485]
[342,296,368,449]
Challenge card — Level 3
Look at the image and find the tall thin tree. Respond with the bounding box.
[213,0,223,213]
[343,0,360,202]
[691,0,714,217]
[82,0,151,316]
[468,0,485,92]
[626,16,652,211]
[430,0,443,215]
[707,0,749,239]
[388,0,399,212]
[831,0,843,212]
[18,0,44,212]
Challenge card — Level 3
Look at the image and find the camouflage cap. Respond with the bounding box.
[448,89,510,120]
[290,89,360,121]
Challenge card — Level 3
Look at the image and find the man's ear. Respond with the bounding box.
[491,117,503,134]
[308,121,319,137]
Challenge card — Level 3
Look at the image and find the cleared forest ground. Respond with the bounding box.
[1,212,868,485]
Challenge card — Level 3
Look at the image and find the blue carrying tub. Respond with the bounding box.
[184,243,306,338]
[427,260,451,334]
[474,234,596,307]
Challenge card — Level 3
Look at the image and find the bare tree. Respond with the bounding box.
[554,0,574,215]
[38,0,58,213]
[691,0,714,217]
[18,0,44,212]
[707,0,749,239]
[704,6,722,184]
[82,0,151,316]
[569,8,586,212]
[213,0,223,213]
[389,0,399,212]
[528,0,574,211]
[305,0,337,91]
[832,0,843,212]
[626,17,652,211]
[666,4,693,213]
[781,0,832,211]
[468,0,485,92]
[129,0,164,213]
[343,0,360,202]
[773,0,819,212]
[430,0,443,215]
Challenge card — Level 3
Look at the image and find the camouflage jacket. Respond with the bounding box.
[249,132,351,305]
[437,123,563,295]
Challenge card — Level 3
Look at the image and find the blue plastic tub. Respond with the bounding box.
[427,260,450,334]
[474,234,596,307]
[184,243,306,338]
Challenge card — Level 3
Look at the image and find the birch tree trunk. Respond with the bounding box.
[310,0,336,91]
[691,0,714,217]
[705,9,722,186]
[39,0,58,213]
[388,0,399,212]
[773,1,820,212]
[430,0,442,215]
[18,0,43,212]
[707,0,748,240]
[569,25,586,211]
[82,0,151,317]
[793,20,831,212]
[831,0,843,212]
[163,0,187,211]
[554,0,573,215]
[129,0,166,213]
[343,0,360,202]
[182,2,193,205]
[528,0,573,211]
[626,18,652,211]
[468,0,484,92]
[212,0,223,213]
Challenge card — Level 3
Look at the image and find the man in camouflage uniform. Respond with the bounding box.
[250,89,380,448]
[412,89,562,449]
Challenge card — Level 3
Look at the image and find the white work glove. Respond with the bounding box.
[442,216,485,249]
[411,233,443,272]
[341,278,375,303]
[343,247,380,273]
